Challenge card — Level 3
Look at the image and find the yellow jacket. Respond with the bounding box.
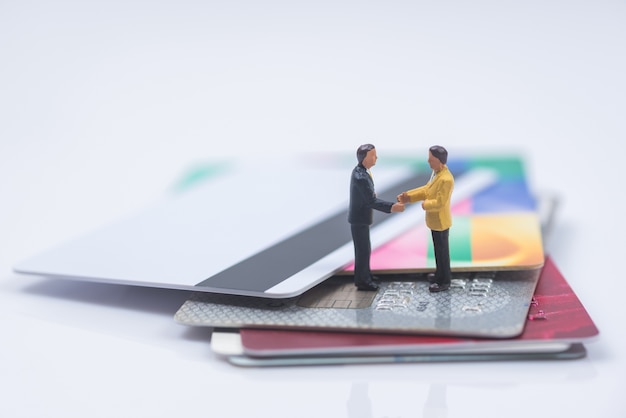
[405,166,454,231]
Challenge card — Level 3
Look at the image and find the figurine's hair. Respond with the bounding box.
[357,144,375,164]
[429,145,448,164]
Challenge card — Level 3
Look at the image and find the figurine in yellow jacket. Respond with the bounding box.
[398,146,454,292]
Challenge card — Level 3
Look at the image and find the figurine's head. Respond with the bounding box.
[428,145,447,171]
[357,144,377,169]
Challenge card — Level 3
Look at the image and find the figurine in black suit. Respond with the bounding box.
[349,144,405,290]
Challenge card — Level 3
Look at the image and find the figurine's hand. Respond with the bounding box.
[391,203,405,213]
[397,192,410,204]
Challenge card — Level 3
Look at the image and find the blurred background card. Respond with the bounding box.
[344,154,545,273]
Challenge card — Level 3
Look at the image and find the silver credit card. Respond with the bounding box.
[175,268,541,339]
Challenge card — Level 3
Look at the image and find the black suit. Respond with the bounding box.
[348,164,394,286]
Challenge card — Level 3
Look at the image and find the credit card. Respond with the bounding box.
[352,154,545,273]
[13,153,499,297]
[175,265,542,338]
[221,344,587,367]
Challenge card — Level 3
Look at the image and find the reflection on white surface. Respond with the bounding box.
[423,384,448,418]
[347,382,449,418]
[347,382,373,418]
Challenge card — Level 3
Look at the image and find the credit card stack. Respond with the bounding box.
[173,154,598,366]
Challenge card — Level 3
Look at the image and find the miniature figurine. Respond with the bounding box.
[349,144,405,291]
[397,146,454,292]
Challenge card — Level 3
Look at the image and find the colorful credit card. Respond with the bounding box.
[212,257,598,361]
[344,154,545,272]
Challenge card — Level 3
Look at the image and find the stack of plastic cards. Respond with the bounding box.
[207,257,598,366]
[172,154,598,366]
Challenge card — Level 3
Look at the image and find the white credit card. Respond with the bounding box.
[14,153,496,298]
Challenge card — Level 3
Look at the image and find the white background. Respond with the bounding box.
[1,1,624,417]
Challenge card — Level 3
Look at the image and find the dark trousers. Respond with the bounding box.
[351,224,371,284]
[431,229,451,285]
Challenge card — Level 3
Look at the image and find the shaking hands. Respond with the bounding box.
[397,192,410,204]
[392,192,409,212]
[391,202,405,213]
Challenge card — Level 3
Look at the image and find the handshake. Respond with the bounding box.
[391,191,423,213]
[390,192,411,213]
[397,192,410,204]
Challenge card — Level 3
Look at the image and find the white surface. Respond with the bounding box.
[1,1,624,417]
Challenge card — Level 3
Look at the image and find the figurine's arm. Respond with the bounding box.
[398,185,427,204]
[391,202,405,212]
[356,175,400,213]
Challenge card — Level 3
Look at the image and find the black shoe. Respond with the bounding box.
[356,279,379,291]
[429,282,450,293]
[427,273,437,284]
